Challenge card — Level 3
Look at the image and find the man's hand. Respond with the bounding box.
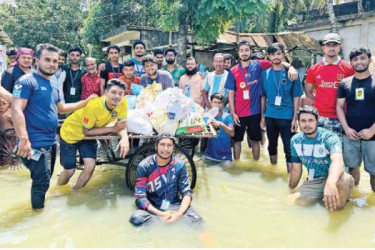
[287,66,298,81]
[232,113,240,126]
[86,94,98,102]
[115,137,129,158]
[17,137,31,159]
[157,211,174,221]
[358,128,375,140]
[323,182,340,211]
[99,63,106,72]
[163,211,182,223]
[344,127,360,140]
[113,120,127,132]
[3,112,12,121]
[211,119,221,129]
[291,118,298,132]
[260,117,266,131]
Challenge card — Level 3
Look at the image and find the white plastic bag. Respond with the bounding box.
[127,109,154,135]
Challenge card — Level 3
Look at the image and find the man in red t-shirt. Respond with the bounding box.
[118,59,140,95]
[305,33,355,137]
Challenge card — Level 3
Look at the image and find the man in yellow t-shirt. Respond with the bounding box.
[58,79,129,190]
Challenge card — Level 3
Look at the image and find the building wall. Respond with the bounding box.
[294,15,375,60]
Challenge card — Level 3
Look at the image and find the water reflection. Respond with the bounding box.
[0,142,374,247]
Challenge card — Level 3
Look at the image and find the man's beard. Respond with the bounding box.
[166,59,175,65]
[186,68,197,75]
[39,67,56,76]
[241,56,250,62]
[305,127,318,136]
[355,65,369,73]
[157,151,172,160]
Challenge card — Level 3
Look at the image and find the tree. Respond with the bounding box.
[326,0,338,32]
[0,0,85,51]
[157,0,267,65]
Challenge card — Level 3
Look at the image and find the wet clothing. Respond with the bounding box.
[306,58,354,118]
[140,70,174,90]
[100,62,124,85]
[13,73,60,147]
[225,60,272,117]
[130,58,145,77]
[60,95,127,144]
[260,67,303,120]
[1,64,29,93]
[317,116,344,140]
[337,75,375,141]
[81,71,101,100]
[21,144,56,209]
[204,71,228,100]
[234,113,262,142]
[60,139,97,169]
[343,136,375,175]
[129,204,202,227]
[134,155,192,210]
[62,66,85,103]
[204,112,234,161]
[291,127,343,179]
[163,65,185,86]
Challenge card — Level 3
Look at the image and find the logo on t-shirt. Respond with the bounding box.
[83,117,89,124]
[13,84,22,98]
[337,74,344,81]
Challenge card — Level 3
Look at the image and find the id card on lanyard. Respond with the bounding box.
[156,159,172,210]
[301,131,319,180]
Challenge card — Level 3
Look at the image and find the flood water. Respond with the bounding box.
[0,141,374,248]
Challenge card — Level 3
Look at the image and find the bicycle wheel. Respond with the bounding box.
[125,142,197,190]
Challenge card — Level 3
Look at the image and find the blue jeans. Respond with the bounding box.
[21,144,56,209]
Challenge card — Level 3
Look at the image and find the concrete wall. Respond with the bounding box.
[293,15,375,60]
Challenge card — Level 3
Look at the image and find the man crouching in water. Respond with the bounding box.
[289,106,354,210]
[129,133,202,226]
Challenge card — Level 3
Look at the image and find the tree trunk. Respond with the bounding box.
[358,0,364,13]
[177,10,188,66]
[326,0,338,33]
[268,2,280,32]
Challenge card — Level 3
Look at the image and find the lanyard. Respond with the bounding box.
[301,130,320,168]
[239,63,252,88]
[55,68,62,81]
[272,68,284,96]
[111,64,121,79]
[70,69,79,87]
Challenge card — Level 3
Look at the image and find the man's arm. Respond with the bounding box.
[324,152,344,210]
[336,98,360,140]
[1,71,13,93]
[304,83,315,105]
[11,98,31,158]
[228,89,240,126]
[82,119,126,136]
[203,90,211,109]
[358,122,375,140]
[115,125,129,158]
[260,96,267,130]
[57,94,97,114]
[281,62,298,81]
[291,97,300,132]
[0,86,12,103]
[211,119,234,137]
[100,79,106,96]
[289,163,303,188]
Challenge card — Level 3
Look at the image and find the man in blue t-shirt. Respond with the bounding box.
[11,44,97,210]
[130,40,146,77]
[203,94,234,167]
[260,43,303,171]
[129,133,202,226]
[289,106,353,210]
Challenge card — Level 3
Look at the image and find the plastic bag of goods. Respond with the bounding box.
[126,95,138,110]
[150,107,179,135]
[176,113,207,136]
[127,109,154,135]
[131,83,143,96]
[202,107,219,124]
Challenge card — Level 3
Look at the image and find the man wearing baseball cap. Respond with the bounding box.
[305,33,355,140]
[1,47,34,94]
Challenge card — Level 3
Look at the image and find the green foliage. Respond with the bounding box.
[0,0,85,51]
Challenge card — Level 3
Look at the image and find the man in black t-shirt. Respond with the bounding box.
[62,47,85,103]
[337,47,375,191]
[100,45,124,96]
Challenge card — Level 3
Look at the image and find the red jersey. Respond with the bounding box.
[306,58,355,118]
[118,75,140,95]
[80,72,101,99]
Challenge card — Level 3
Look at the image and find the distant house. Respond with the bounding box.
[287,0,375,60]
[0,26,12,74]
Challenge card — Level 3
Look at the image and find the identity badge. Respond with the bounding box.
[160,199,170,210]
[243,90,250,100]
[275,96,282,106]
[308,168,315,181]
[355,88,364,100]
[70,87,76,96]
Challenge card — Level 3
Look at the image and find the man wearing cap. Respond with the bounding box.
[1,47,34,94]
[305,33,355,138]
[129,133,202,226]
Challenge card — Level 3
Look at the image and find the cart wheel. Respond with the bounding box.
[125,142,197,190]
